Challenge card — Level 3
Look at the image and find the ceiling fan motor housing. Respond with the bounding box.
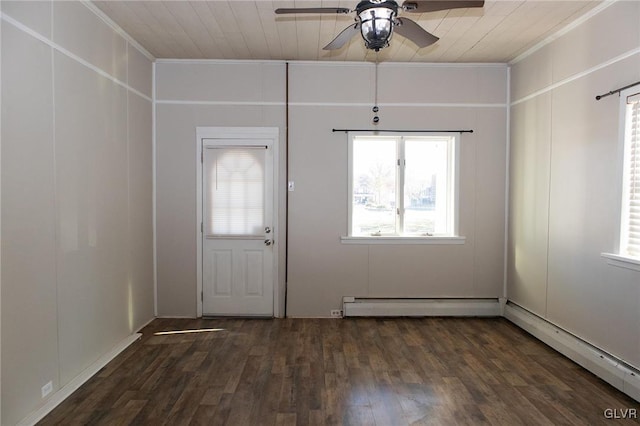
[357,0,399,51]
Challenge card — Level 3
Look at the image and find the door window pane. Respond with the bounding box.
[352,138,397,235]
[204,147,265,236]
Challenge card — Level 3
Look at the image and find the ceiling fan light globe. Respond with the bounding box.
[357,5,396,51]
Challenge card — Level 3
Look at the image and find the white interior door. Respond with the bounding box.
[202,139,274,316]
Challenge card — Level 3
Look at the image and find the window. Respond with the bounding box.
[204,147,265,237]
[620,91,640,258]
[348,134,458,238]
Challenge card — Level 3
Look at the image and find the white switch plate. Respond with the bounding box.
[288,181,295,191]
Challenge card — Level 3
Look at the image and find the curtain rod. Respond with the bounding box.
[596,80,640,100]
[332,129,473,134]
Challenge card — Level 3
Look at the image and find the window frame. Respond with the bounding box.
[601,87,640,271]
[345,132,462,243]
[619,88,640,259]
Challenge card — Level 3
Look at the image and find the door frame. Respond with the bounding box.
[196,127,280,317]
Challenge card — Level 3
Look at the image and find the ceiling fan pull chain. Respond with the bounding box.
[373,58,380,124]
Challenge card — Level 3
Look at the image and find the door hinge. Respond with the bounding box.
[201,150,203,163]
[397,159,400,166]
[201,291,203,302]
[201,222,203,233]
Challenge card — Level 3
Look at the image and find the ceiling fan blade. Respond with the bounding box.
[275,7,350,14]
[394,18,439,48]
[402,1,484,13]
[323,23,360,50]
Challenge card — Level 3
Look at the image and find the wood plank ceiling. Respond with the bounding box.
[94,1,602,63]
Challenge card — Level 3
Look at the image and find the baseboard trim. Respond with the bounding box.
[504,302,640,403]
[17,333,142,426]
[342,297,502,317]
[155,315,197,319]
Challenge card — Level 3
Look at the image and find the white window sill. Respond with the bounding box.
[601,253,640,272]
[341,236,466,245]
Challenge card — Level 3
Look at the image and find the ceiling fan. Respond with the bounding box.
[275,0,484,52]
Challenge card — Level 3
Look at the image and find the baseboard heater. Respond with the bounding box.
[342,297,504,317]
[504,302,640,402]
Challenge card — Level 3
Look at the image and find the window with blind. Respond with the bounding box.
[621,92,640,258]
[203,147,265,237]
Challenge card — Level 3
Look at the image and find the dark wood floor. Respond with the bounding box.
[40,317,639,425]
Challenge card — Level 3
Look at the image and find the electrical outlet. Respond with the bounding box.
[330,309,343,318]
[41,381,53,399]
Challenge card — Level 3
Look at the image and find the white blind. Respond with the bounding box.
[623,96,640,257]
[204,147,265,237]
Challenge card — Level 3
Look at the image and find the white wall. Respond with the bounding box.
[508,1,640,370]
[287,63,507,317]
[155,60,507,318]
[0,2,154,424]
[0,9,3,424]
[155,61,287,317]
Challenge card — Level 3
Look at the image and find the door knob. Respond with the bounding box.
[264,239,272,246]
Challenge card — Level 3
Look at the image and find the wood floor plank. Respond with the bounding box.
[38,318,640,425]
